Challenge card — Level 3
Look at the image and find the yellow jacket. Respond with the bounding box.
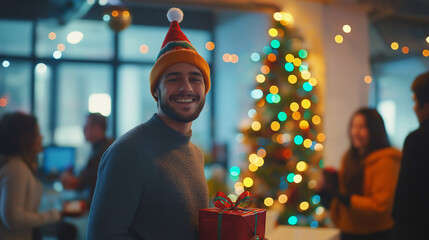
[330,147,401,234]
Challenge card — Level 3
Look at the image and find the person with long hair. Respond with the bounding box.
[0,112,60,240]
[324,108,401,240]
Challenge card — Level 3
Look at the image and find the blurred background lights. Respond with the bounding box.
[278,112,287,121]
[230,54,239,63]
[285,62,294,72]
[2,60,10,68]
[261,65,270,74]
[103,14,110,21]
[299,201,309,211]
[57,43,66,52]
[283,13,293,22]
[271,39,280,49]
[342,24,351,33]
[402,46,409,54]
[288,216,298,225]
[303,82,313,91]
[87,0,95,4]
[112,10,118,17]
[236,133,244,143]
[292,111,301,120]
[301,99,311,109]
[268,28,278,37]
[391,42,399,50]
[312,195,321,204]
[308,179,317,189]
[301,70,311,80]
[0,98,7,107]
[139,44,149,54]
[288,75,297,84]
[309,77,317,86]
[285,54,294,62]
[248,109,257,118]
[278,194,288,203]
[257,148,267,157]
[311,221,319,228]
[251,89,263,100]
[36,63,47,73]
[423,49,429,57]
[315,206,325,215]
[53,50,62,59]
[294,174,303,183]
[317,133,326,142]
[303,139,312,148]
[426,36,429,43]
[205,41,215,51]
[287,173,295,183]
[264,197,274,207]
[251,121,261,131]
[299,120,309,130]
[335,35,343,43]
[249,163,258,172]
[48,32,56,40]
[67,31,84,44]
[53,181,63,192]
[267,53,277,62]
[298,49,308,59]
[273,12,283,21]
[296,161,308,171]
[228,194,238,203]
[364,75,372,84]
[269,85,279,94]
[243,177,254,187]
[223,53,231,62]
[312,115,321,125]
[256,74,266,83]
[98,0,108,6]
[290,102,299,112]
[271,121,281,131]
[251,53,261,62]
[88,93,111,116]
[230,166,241,177]
[293,58,302,67]
[294,135,303,145]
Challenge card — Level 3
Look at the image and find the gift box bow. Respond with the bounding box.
[212,191,260,240]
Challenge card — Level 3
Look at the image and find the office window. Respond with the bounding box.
[55,63,112,147]
[117,64,157,136]
[36,19,114,60]
[35,63,52,145]
[0,20,33,57]
[119,25,212,63]
[0,60,32,116]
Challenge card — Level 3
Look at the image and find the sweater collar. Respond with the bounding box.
[151,114,192,144]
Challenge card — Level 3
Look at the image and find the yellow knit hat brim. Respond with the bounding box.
[149,49,211,100]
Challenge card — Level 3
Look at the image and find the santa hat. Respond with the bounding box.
[149,8,211,100]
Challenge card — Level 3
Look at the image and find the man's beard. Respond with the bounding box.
[158,92,205,123]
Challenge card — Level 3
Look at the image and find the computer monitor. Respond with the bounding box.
[42,146,76,175]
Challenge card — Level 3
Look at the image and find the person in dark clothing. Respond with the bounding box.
[393,71,429,240]
[60,113,113,206]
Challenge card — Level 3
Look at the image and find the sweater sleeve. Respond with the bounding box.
[350,157,400,214]
[87,142,145,240]
[0,161,60,231]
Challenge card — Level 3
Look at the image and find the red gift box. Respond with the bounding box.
[199,191,266,240]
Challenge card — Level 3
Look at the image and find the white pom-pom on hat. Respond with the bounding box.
[167,7,184,23]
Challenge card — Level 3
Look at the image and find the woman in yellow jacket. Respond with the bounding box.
[323,108,401,240]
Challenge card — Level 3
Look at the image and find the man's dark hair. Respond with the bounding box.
[412,71,429,107]
[87,113,107,131]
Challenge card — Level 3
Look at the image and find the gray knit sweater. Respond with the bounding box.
[87,114,209,239]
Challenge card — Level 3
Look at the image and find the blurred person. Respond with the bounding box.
[320,108,401,240]
[393,72,429,240]
[60,113,114,207]
[0,112,62,240]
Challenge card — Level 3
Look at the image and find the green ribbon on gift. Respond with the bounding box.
[213,191,259,240]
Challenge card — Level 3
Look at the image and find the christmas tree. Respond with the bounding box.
[235,12,326,227]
